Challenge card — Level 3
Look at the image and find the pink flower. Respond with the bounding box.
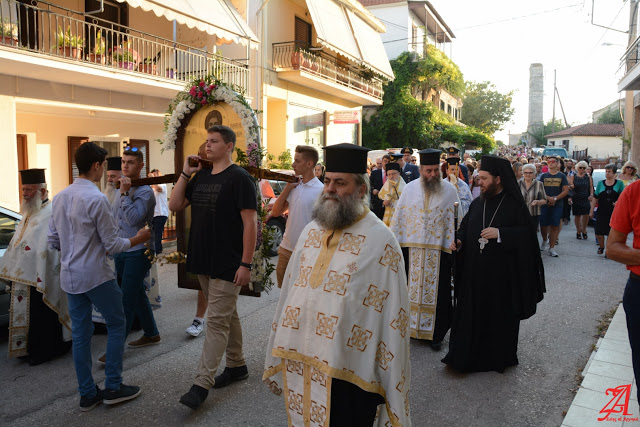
[189,87,197,96]
[209,84,216,90]
[201,99,207,105]
[199,81,205,87]
[197,91,202,98]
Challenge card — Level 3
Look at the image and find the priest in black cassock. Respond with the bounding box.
[442,155,545,373]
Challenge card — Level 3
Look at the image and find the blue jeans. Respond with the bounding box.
[623,274,640,401]
[152,216,167,254]
[115,249,159,338]
[66,280,126,397]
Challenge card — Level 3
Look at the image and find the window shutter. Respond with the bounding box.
[68,136,88,184]
[129,139,150,178]
[295,17,311,48]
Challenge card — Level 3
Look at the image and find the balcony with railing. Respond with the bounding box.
[0,0,250,96]
[618,36,640,91]
[272,41,384,105]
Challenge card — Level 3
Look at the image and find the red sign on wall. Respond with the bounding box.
[333,110,361,124]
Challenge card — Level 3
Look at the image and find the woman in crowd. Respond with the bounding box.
[378,162,405,227]
[519,164,547,232]
[569,161,593,240]
[314,163,325,183]
[512,162,523,181]
[618,161,639,186]
[469,171,481,199]
[590,163,625,256]
[586,165,594,176]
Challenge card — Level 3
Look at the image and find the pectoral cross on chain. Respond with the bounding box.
[478,237,489,253]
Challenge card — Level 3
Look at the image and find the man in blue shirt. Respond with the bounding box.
[112,148,160,349]
[538,156,569,257]
[48,142,150,411]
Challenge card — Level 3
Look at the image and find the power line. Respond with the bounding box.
[455,3,582,31]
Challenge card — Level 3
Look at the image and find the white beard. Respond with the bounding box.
[20,197,41,217]
[103,183,117,205]
[312,191,365,230]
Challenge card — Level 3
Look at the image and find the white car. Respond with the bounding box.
[0,205,21,326]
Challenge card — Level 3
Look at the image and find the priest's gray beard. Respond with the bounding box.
[312,190,365,230]
[103,182,117,205]
[20,196,40,217]
[421,173,442,195]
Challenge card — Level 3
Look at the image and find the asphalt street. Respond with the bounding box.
[0,221,631,427]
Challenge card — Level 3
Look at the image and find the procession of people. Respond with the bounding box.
[10,130,640,426]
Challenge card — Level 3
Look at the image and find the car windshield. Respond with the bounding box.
[592,170,606,189]
[0,212,20,252]
[544,149,567,157]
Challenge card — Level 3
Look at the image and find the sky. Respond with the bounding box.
[430,0,631,144]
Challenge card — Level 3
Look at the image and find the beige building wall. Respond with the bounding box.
[572,135,623,160]
[0,96,20,212]
[15,112,172,199]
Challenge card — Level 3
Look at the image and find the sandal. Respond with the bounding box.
[576,233,582,240]
[582,233,588,239]
[597,247,604,255]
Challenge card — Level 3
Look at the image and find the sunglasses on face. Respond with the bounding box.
[626,166,635,170]
[578,167,585,170]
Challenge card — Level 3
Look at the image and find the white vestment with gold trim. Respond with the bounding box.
[0,202,71,357]
[390,179,459,340]
[263,210,411,427]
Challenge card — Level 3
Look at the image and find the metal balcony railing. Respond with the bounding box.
[272,41,383,100]
[621,36,640,75]
[0,0,249,94]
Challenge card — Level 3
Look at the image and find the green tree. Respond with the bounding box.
[528,119,568,146]
[461,81,515,136]
[596,107,624,124]
[362,52,494,153]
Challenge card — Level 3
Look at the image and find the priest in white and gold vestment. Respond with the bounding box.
[0,169,71,365]
[264,144,411,427]
[390,149,461,351]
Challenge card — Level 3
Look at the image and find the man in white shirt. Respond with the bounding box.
[149,169,169,254]
[271,145,324,288]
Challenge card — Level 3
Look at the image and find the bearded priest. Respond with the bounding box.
[443,155,545,373]
[0,169,71,365]
[263,143,411,426]
[390,149,461,351]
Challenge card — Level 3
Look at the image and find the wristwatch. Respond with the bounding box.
[239,262,253,270]
[121,191,129,197]
[553,197,557,202]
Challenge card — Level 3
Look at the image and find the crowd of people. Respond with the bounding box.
[2,131,640,425]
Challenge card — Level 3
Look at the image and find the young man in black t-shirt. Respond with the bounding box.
[169,125,257,410]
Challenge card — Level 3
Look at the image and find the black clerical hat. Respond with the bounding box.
[400,147,413,155]
[322,143,371,174]
[390,153,403,161]
[385,162,401,172]
[19,169,46,185]
[480,155,511,177]
[445,157,460,166]
[106,157,122,171]
[418,149,441,165]
[446,146,460,156]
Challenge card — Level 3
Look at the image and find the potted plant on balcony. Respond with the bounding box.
[291,46,303,70]
[1,18,18,47]
[57,26,83,60]
[111,41,138,70]
[88,31,106,64]
[166,67,175,78]
[139,57,157,75]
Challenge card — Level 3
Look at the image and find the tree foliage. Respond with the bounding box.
[596,107,624,124]
[461,81,515,136]
[362,51,494,153]
[528,119,568,146]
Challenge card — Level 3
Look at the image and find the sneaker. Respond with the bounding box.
[80,386,103,412]
[103,384,141,405]
[186,318,205,337]
[213,366,249,389]
[128,334,161,348]
[548,248,559,257]
[540,240,549,251]
[179,384,209,410]
[97,353,106,366]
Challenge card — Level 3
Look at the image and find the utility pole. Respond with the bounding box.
[551,69,557,137]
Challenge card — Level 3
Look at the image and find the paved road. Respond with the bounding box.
[0,222,630,426]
